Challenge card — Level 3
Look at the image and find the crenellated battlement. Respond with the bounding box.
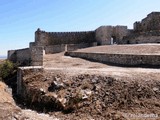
[36,28,95,34]
[35,28,96,46]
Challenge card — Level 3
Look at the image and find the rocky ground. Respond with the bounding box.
[1,44,160,120]
[20,68,160,120]
[18,52,160,120]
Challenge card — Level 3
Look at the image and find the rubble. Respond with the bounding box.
[19,70,160,119]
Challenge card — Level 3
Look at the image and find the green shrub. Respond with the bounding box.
[0,60,16,79]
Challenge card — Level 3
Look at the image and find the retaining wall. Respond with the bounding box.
[44,42,97,54]
[17,66,43,96]
[65,51,160,67]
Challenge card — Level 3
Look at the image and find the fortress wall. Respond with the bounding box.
[45,44,66,54]
[96,26,128,45]
[16,48,30,64]
[96,26,113,45]
[124,31,160,44]
[65,51,160,67]
[29,42,36,48]
[45,42,97,54]
[134,12,160,32]
[8,50,17,62]
[128,35,160,44]
[30,46,45,66]
[35,30,96,46]
[113,26,128,44]
[8,48,30,65]
[66,42,97,51]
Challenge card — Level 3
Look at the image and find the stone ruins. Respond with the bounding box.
[8,12,160,66]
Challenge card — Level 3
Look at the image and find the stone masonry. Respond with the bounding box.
[8,12,160,66]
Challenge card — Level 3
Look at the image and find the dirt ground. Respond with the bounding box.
[22,52,160,120]
[1,44,160,120]
[21,66,160,120]
[74,44,160,55]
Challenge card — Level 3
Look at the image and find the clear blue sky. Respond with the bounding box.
[0,0,160,56]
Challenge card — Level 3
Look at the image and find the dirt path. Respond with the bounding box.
[43,52,160,78]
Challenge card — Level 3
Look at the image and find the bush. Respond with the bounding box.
[0,60,16,80]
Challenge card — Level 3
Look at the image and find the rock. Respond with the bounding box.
[57,98,67,108]
[137,88,142,92]
[53,81,64,89]
[153,87,159,91]
[80,89,92,100]
[40,88,46,95]
[105,92,109,95]
[48,81,65,92]
[55,77,61,81]
[91,76,98,83]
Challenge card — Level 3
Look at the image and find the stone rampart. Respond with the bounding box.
[96,26,128,45]
[35,29,96,46]
[124,30,160,44]
[30,46,45,66]
[8,48,30,65]
[45,44,66,54]
[65,51,160,67]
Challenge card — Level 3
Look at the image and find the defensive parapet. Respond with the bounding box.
[35,28,96,46]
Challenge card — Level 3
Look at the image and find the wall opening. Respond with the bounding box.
[111,36,116,44]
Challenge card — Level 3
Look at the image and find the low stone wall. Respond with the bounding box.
[45,42,97,54]
[8,48,31,65]
[45,44,66,54]
[17,66,43,96]
[65,51,160,67]
[66,42,97,51]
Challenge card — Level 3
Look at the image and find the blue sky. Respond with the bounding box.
[0,0,160,56]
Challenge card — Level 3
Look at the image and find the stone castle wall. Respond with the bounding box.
[8,48,30,65]
[95,26,128,45]
[134,12,160,32]
[35,29,96,46]
[30,46,45,66]
[127,12,160,44]
[124,31,160,44]
[44,42,97,54]
[7,12,160,66]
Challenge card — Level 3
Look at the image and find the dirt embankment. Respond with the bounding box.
[0,59,59,120]
[20,69,160,120]
[0,81,59,120]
